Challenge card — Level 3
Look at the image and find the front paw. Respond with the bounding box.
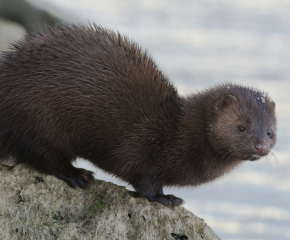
[164,194,184,206]
[147,194,185,206]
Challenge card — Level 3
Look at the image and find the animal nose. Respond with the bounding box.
[254,144,266,153]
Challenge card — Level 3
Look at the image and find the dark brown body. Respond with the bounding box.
[0,25,277,206]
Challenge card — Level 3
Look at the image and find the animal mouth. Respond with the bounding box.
[248,154,261,161]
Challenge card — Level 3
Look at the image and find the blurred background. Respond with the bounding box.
[0,0,289,239]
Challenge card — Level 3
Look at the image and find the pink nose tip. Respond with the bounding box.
[254,144,266,153]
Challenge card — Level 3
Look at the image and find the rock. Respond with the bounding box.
[0,164,222,240]
[0,0,62,32]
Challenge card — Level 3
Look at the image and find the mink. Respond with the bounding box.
[0,24,277,206]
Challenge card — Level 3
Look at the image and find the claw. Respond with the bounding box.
[56,168,95,189]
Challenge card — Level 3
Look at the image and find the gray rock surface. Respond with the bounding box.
[0,0,62,32]
[0,164,222,240]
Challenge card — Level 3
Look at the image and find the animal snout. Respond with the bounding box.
[254,143,267,153]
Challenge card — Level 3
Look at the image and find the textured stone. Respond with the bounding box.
[0,164,222,240]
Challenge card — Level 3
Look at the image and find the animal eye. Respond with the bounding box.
[237,125,245,132]
[267,129,272,136]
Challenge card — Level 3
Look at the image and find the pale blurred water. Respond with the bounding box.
[29,1,290,239]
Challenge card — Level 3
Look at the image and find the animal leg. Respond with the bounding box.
[23,150,95,189]
[131,178,184,206]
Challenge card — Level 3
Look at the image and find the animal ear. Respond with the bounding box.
[270,101,276,109]
[215,95,238,111]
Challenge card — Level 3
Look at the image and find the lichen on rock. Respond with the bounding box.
[0,164,222,240]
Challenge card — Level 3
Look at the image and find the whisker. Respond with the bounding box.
[265,155,273,173]
[272,147,281,154]
[269,152,279,168]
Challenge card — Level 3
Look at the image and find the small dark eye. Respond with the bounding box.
[238,125,245,132]
[267,129,272,136]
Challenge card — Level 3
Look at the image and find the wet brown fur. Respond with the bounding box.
[0,24,277,206]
